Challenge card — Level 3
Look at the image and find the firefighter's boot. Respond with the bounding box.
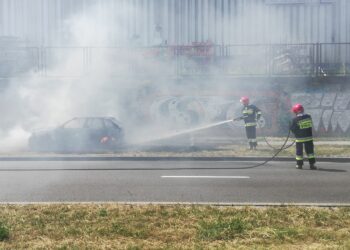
[296,165,303,169]
[310,163,317,170]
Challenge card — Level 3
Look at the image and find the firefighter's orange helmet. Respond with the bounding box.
[292,103,304,114]
[240,96,249,105]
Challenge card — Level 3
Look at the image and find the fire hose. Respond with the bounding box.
[230,117,294,169]
[237,128,292,169]
[158,118,294,169]
[257,121,295,151]
[133,118,295,170]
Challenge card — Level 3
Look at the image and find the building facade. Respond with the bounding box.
[0,0,349,46]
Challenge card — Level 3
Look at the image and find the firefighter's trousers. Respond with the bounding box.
[245,125,257,148]
[295,140,316,166]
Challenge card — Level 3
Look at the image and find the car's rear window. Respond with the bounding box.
[104,119,119,129]
[86,118,105,129]
[63,118,86,129]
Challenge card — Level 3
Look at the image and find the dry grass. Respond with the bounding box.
[114,144,350,158]
[0,204,349,249]
[3,137,349,158]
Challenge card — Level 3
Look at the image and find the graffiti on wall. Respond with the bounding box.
[135,86,349,137]
[148,95,281,135]
[291,92,350,134]
[150,96,233,127]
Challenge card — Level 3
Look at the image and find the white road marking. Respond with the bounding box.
[161,176,250,179]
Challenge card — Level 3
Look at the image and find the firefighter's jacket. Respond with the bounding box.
[240,104,262,127]
[290,113,313,142]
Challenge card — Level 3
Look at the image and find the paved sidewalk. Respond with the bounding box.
[190,137,350,146]
[0,155,349,163]
[0,137,349,160]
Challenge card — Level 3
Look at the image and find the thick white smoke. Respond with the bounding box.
[0,2,172,152]
[1,1,328,152]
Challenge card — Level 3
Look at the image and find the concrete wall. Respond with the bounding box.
[292,91,350,135]
[137,81,350,137]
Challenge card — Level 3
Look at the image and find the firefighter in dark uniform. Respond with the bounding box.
[234,96,262,150]
[290,103,317,170]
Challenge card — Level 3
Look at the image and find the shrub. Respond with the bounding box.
[0,222,9,241]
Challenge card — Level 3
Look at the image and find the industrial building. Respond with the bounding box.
[0,0,349,77]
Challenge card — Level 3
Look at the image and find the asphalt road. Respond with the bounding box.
[0,160,349,205]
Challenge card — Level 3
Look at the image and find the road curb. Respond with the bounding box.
[0,201,350,207]
[0,156,349,162]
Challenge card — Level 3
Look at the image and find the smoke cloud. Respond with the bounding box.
[1,1,341,152]
[0,2,217,152]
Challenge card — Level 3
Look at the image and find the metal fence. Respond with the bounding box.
[0,43,349,78]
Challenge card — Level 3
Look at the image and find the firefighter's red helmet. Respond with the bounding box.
[240,96,249,105]
[292,103,304,114]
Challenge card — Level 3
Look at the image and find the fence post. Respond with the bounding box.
[314,43,319,77]
[267,44,271,77]
[267,44,272,77]
[319,43,322,77]
[41,47,46,77]
[83,47,90,75]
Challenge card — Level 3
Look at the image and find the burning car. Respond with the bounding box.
[28,117,125,152]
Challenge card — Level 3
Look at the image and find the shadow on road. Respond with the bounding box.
[316,168,347,173]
